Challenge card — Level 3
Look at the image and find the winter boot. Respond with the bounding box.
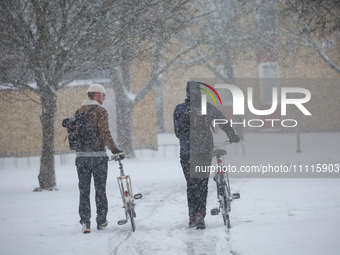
[82,221,91,234]
[189,216,196,227]
[196,210,206,230]
[97,220,108,230]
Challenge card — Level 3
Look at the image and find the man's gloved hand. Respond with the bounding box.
[111,147,125,159]
[229,135,240,143]
[111,147,122,154]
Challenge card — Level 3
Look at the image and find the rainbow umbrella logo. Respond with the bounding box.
[198,82,223,106]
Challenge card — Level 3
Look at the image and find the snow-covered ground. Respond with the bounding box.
[1,133,340,255]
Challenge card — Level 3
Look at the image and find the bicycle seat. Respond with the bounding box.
[210,149,227,158]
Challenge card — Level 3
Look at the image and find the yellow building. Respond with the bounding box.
[1,2,340,156]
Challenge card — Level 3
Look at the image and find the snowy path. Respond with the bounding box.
[1,133,340,255]
[108,172,234,255]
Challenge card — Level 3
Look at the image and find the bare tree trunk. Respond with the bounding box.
[155,77,164,133]
[109,31,192,156]
[111,67,135,157]
[115,90,134,157]
[37,87,57,190]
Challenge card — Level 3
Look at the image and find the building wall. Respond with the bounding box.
[1,28,340,156]
[0,90,42,154]
[160,39,340,134]
[0,81,158,155]
[131,59,158,149]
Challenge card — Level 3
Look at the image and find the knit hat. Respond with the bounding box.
[87,84,106,94]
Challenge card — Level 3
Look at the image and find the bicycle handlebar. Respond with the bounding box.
[111,152,126,161]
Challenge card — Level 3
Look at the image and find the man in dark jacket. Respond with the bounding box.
[75,84,122,234]
[173,81,239,229]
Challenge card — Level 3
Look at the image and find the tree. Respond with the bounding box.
[171,0,284,139]
[107,0,195,156]
[175,0,265,83]
[0,0,154,190]
[278,0,340,74]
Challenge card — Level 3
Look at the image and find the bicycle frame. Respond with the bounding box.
[111,153,142,232]
[214,153,231,225]
[117,160,134,204]
[210,142,240,229]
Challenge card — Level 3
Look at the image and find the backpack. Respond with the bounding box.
[62,106,100,151]
[190,108,213,155]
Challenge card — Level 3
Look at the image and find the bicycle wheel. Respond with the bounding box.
[128,209,136,232]
[223,214,231,229]
[222,196,231,229]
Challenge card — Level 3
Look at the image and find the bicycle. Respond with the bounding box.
[210,141,240,229]
[111,152,142,232]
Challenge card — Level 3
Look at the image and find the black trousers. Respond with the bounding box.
[180,154,211,217]
[75,156,109,225]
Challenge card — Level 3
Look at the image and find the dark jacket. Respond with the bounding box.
[173,99,236,157]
